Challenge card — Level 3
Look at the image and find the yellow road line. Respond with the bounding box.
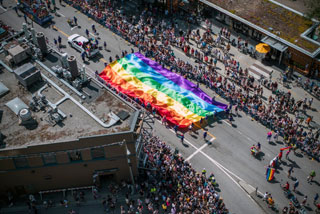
[53,25,69,38]
[194,123,216,140]
[100,58,107,63]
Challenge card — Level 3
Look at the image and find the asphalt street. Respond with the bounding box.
[0,1,319,213]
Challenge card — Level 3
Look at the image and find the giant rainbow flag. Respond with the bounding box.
[99,52,228,128]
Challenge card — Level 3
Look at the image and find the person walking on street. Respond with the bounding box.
[202,168,206,176]
[24,13,28,23]
[314,193,319,205]
[267,131,272,143]
[92,24,96,34]
[307,170,316,183]
[306,116,312,127]
[54,38,60,52]
[57,36,62,47]
[73,16,77,25]
[273,130,279,142]
[188,123,193,134]
[174,125,178,134]
[103,41,107,50]
[203,131,207,140]
[287,165,294,178]
[283,181,290,191]
[286,148,291,159]
[228,114,233,125]
[263,192,268,201]
[85,29,89,37]
[161,116,166,126]
[293,179,299,192]
[308,98,313,108]
[301,196,307,207]
[14,5,19,15]
[81,52,86,62]
[180,133,184,143]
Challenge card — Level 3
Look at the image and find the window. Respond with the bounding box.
[42,153,57,165]
[13,157,29,168]
[91,148,105,159]
[68,151,82,162]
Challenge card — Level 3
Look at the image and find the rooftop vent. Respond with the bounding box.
[13,63,42,88]
[67,55,79,78]
[19,108,32,122]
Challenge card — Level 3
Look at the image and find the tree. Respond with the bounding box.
[305,0,320,21]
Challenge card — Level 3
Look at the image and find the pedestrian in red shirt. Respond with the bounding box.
[184,46,188,55]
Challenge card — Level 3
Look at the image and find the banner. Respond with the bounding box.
[280,146,292,151]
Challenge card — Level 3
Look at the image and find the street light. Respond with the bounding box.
[122,139,135,193]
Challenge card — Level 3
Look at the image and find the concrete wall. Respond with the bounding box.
[0,156,134,193]
[0,131,138,196]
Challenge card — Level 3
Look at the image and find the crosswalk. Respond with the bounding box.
[248,63,272,80]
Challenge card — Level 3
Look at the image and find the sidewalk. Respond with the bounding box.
[0,184,137,214]
[170,17,320,127]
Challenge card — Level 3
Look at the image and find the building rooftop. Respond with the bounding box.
[0,59,135,150]
[203,0,320,54]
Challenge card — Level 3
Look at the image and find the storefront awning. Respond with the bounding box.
[261,36,288,52]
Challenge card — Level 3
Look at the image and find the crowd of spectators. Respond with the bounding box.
[104,133,228,214]
[63,0,319,162]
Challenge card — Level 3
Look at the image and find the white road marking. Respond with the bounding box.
[198,146,263,196]
[237,130,256,142]
[0,5,7,11]
[185,143,209,161]
[70,26,77,31]
[220,118,256,143]
[155,119,263,198]
[89,32,96,37]
[221,119,232,126]
[167,128,198,150]
[56,11,65,17]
